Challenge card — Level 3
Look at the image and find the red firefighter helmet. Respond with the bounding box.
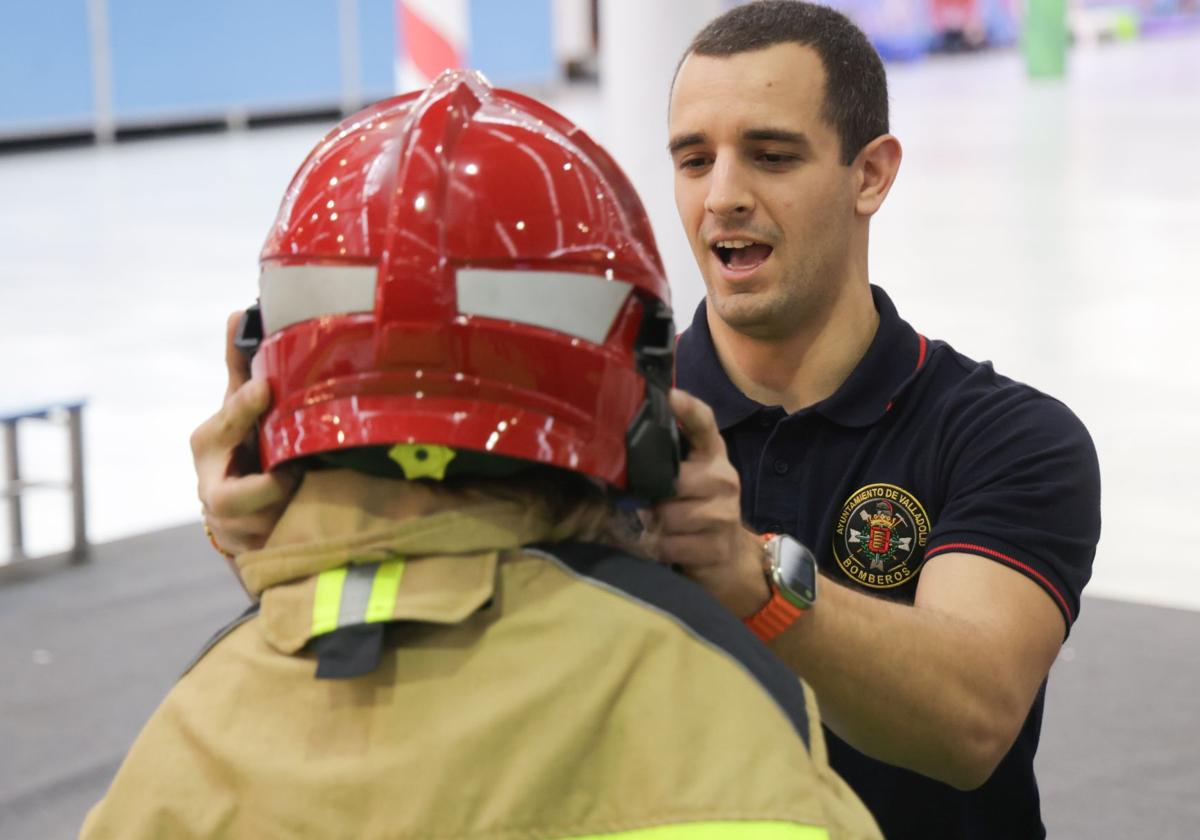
[243,70,678,501]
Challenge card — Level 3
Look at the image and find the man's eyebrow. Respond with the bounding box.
[668,128,814,156]
[743,128,812,150]
[667,132,705,155]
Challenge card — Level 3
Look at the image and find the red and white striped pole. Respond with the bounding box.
[395,0,469,93]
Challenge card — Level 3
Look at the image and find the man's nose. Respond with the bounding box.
[704,157,754,219]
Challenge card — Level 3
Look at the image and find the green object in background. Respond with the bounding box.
[1112,9,1140,42]
[1023,0,1068,79]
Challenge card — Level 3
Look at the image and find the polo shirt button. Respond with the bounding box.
[773,459,789,475]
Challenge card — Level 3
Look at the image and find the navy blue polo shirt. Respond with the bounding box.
[676,285,1100,840]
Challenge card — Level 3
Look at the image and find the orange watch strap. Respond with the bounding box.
[744,587,806,643]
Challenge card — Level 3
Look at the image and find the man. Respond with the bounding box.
[92,71,879,839]
[653,3,1100,838]
[195,4,1100,838]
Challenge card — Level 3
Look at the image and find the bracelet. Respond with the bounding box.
[203,514,236,560]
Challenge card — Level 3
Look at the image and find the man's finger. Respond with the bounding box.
[208,504,293,553]
[657,532,727,572]
[206,469,299,519]
[653,497,712,538]
[224,310,252,399]
[669,388,727,459]
[671,457,737,501]
[656,494,741,538]
[191,379,271,455]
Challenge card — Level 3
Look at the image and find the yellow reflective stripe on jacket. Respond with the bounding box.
[311,566,348,636]
[311,560,407,637]
[564,822,828,839]
[365,560,405,623]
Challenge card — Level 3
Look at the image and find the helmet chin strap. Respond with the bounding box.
[624,295,681,504]
[234,302,264,364]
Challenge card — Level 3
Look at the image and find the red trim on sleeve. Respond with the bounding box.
[925,542,1073,624]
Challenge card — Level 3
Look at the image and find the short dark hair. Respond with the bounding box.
[679,1,889,165]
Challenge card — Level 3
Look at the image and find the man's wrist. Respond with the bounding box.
[688,528,772,619]
[734,528,773,618]
[743,532,818,643]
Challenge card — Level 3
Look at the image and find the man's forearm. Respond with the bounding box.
[770,577,1032,790]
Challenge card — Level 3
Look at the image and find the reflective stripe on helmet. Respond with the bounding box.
[455,268,632,345]
[259,264,378,335]
[259,265,631,346]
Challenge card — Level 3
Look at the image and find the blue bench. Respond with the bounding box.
[1,399,88,566]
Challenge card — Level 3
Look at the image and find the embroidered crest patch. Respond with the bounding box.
[833,483,930,589]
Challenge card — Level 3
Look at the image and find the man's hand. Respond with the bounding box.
[190,312,298,558]
[652,388,769,617]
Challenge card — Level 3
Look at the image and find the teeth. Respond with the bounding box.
[715,239,757,249]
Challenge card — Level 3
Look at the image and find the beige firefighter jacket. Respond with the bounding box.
[82,470,880,840]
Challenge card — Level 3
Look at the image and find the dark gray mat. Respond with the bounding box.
[0,524,247,839]
[2,528,1197,838]
[1037,596,1200,838]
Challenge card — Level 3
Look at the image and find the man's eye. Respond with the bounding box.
[759,153,796,166]
[678,156,711,170]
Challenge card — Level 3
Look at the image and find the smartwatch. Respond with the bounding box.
[744,533,818,643]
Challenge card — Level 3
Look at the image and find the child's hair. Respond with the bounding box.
[311,446,657,560]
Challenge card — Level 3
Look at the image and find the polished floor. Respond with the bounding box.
[2,33,1199,617]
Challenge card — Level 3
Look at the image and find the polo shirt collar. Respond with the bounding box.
[676,285,922,430]
[676,300,762,429]
[815,285,922,426]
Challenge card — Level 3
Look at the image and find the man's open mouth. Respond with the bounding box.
[713,239,773,271]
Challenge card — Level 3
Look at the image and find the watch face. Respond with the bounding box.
[776,536,817,605]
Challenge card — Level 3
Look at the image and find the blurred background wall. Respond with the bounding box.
[5,1,1197,142]
[2,0,1199,608]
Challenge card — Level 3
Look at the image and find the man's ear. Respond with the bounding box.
[854,134,902,218]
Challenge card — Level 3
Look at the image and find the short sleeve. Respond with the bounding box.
[924,378,1101,634]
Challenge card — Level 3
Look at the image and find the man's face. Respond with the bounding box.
[668,43,858,339]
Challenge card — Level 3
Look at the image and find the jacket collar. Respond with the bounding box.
[235,470,562,597]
